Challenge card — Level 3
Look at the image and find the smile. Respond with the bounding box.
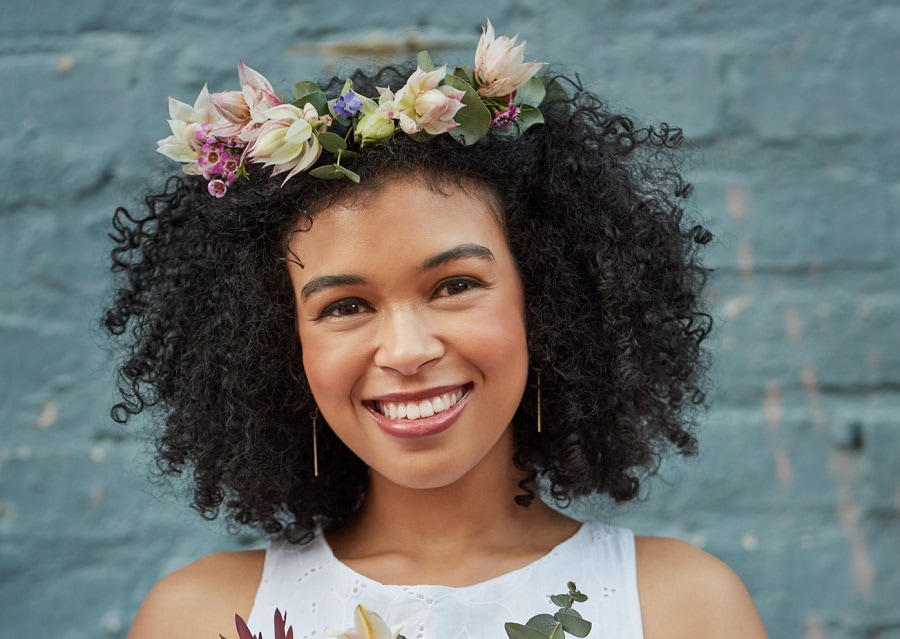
[373,387,466,420]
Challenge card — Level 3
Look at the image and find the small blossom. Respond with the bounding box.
[381,66,465,136]
[490,92,522,127]
[474,19,546,98]
[325,605,403,639]
[207,179,227,198]
[334,92,364,119]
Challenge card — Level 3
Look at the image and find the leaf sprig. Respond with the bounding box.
[504,582,592,639]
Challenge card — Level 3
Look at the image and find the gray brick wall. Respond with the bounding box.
[2,2,898,637]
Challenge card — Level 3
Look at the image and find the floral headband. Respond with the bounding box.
[157,21,555,197]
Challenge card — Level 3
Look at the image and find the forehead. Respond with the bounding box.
[288,178,510,270]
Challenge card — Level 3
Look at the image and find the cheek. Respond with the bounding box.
[299,329,365,403]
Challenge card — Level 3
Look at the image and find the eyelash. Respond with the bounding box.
[433,276,484,298]
[318,297,370,319]
[315,277,485,320]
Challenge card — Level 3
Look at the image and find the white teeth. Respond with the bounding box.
[374,388,465,421]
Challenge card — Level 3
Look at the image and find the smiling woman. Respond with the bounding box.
[105,21,767,639]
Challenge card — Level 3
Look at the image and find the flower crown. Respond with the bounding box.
[157,21,556,197]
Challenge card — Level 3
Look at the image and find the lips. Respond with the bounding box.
[365,384,471,438]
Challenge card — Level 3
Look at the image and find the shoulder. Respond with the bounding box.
[127,549,265,639]
[634,536,768,639]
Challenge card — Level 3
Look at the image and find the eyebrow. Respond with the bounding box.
[419,243,495,272]
[300,273,366,302]
[299,244,495,302]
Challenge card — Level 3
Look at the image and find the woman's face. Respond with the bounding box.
[288,177,529,491]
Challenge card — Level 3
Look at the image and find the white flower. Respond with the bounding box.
[246,103,324,184]
[325,605,403,639]
[156,85,223,174]
[380,66,465,136]
[474,19,546,98]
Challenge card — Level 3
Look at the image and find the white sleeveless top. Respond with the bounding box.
[248,521,644,639]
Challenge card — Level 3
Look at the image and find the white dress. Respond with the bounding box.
[247,521,644,639]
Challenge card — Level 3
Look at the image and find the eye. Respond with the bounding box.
[433,276,484,298]
[318,297,371,319]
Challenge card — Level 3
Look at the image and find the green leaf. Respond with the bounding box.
[292,89,328,116]
[340,77,354,96]
[451,65,476,87]
[441,74,491,145]
[338,149,360,159]
[549,594,570,608]
[416,50,435,72]
[554,612,591,638]
[504,622,553,639]
[514,76,546,107]
[310,163,360,183]
[540,77,571,118]
[570,593,588,603]
[317,132,347,153]
[525,614,558,635]
[516,105,545,133]
[292,80,322,100]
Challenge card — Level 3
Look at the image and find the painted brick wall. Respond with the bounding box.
[2,2,898,637]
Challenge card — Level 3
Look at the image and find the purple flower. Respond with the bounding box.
[334,92,364,119]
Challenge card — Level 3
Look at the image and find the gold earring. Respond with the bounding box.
[534,368,542,433]
[311,407,319,477]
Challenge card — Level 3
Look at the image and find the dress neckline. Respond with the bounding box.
[317,521,588,591]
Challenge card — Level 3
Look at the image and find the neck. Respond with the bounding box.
[324,431,580,585]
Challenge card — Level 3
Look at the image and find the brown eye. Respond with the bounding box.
[435,277,483,298]
[319,297,370,319]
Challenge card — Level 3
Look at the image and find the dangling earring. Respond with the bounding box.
[534,368,542,433]
[311,407,320,477]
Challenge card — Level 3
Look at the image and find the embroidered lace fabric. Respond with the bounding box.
[247,521,644,639]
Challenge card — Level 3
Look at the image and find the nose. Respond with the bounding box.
[373,306,444,375]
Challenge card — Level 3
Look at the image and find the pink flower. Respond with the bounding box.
[207,179,227,198]
[210,61,282,138]
[474,20,546,98]
[379,66,465,136]
[246,103,324,185]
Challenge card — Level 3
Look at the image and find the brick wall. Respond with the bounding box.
[2,2,898,637]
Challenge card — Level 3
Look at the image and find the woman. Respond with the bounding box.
[107,22,768,639]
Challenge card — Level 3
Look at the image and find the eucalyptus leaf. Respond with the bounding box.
[514,76,546,107]
[293,80,323,100]
[338,149,360,159]
[554,612,591,638]
[416,50,436,72]
[540,77,571,118]
[570,593,588,603]
[292,90,328,116]
[549,594,570,608]
[309,164,347,180]
[516,105,545,133]
[504,622,553,639]
[442,74,491,145]
[317,132,347,153]
[524,614,558,635]
[334,164,360,183]
[451,65,476,87]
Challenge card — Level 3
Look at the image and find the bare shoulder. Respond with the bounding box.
[634,536,768,639]
[127,549,265,639]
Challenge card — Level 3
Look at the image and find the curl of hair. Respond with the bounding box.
[104,65,712,538]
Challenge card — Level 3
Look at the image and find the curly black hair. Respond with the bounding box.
[104,64,712,539]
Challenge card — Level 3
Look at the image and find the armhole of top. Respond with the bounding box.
[622,529,646,638]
